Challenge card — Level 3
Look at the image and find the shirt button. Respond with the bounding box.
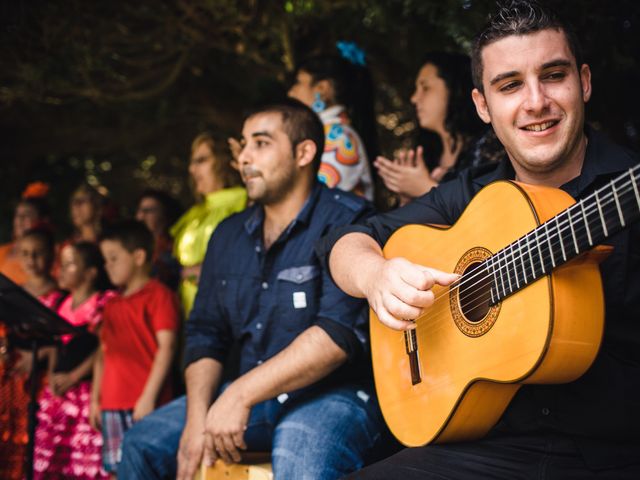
[261,282,268,290]
[257,360,263,365]
[541,407,550,416]
[221,280,227,286]
[256,322,263,330]
[255,245,261,253]
[334,194,340,200]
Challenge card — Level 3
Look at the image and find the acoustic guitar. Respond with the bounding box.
[372,165,640,447]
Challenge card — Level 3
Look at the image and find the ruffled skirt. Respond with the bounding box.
[34,380,108,479]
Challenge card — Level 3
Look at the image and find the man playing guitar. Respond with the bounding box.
[324,1,640,478]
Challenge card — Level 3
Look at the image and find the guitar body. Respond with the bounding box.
[372,180,606,447]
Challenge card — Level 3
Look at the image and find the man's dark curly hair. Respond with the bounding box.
[245,98,325,175]
[471,0,584,92]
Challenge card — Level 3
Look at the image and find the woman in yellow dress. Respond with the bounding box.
[171,132,247,316]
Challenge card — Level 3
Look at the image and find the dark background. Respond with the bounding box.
[1,0,638,241]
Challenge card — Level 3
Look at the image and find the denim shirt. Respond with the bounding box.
[184,182,374,389]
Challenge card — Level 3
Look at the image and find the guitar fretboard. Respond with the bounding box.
[484,164,640,305]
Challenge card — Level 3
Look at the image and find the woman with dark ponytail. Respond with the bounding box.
[375,52,503,206]
[288,42,377,201]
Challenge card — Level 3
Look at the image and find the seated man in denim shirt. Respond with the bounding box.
[118,98,385,480]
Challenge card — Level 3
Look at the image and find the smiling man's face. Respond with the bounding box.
[472,28,592,182]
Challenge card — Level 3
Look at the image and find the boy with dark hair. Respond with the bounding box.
[100,220,155,264]
[91,220,180,477]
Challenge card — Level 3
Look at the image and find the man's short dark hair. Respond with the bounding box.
[100,220,154,264]
[246,98,325,174]
[471,0,584,92]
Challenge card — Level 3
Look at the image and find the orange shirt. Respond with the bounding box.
[0,243,27,285]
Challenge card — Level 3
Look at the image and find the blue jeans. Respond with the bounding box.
[118,385,384,479]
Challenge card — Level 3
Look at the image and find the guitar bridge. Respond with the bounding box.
[404,326,421,385]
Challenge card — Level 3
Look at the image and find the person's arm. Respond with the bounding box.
[42,345,58,390]
[132,329,176,421]
[89,344,104,431]
[176,357,223,480]
[329,231,458,331]
[176,223,235,478]
[202,325,346,465]
[50,350,97,397]
[181,263,202,283]
[227,137,242,171]
[12,345,55,376]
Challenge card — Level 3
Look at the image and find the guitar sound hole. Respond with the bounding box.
[459,262,491,324]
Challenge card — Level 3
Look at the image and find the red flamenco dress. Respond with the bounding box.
[0,290,63,480]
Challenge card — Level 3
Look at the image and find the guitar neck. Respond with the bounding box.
[486,164,640,304]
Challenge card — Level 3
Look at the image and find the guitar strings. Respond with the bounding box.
[452,175,639,314]
[442,170,639,308]
[389,170,640,343]
[397,171,640,336]
[441,187,638,327]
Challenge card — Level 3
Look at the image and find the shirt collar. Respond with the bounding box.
[243,182,322,238]
[568,125,638,194]
[473,126,637,195]
[473,155,514,189]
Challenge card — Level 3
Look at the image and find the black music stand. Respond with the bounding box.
[0,273,78,480]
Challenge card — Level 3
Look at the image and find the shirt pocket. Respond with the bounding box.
[275,265,321,331]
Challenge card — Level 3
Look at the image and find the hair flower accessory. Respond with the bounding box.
[336,41,367,67]
[22,181,50,199]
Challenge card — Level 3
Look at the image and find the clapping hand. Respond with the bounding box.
[374,146,437,204]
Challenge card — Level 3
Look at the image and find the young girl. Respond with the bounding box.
[0,227,61,480]
[18,227,62,305]
[33,241,114,480]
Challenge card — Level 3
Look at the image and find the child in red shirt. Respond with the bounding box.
[90,221,179,477]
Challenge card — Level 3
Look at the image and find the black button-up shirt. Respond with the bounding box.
[184,182,374,394]
[320,128,640,468]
